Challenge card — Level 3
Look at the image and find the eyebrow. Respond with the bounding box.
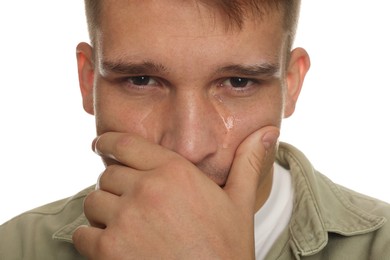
[100,60,280,78]
[100,60,168,75]
[216,63,280,78]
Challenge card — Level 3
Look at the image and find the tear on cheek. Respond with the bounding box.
[211,93,239,149]
[221,115,234,132]
[220,115,239,149]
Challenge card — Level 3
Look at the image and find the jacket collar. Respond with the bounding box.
[52,213,89,243]
[276,142,386,257]
[51,186,95,243]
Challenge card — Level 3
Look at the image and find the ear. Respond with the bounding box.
[284,47,310,118]
[76,42,95,115]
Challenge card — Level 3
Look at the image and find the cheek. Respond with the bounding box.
[94,85,161,139]
[216,92,284,151]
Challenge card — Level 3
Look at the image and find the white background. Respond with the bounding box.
[0,1,389,224]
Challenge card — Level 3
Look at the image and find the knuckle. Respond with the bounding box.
[137,175,165,201]
[99,164,129,190]
[133,174,178,209]
[99,165,120,183]
[83,190,98,209]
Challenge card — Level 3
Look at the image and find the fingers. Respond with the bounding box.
[97,165,137,195]
[88,164,141,226]
[93,132,178,170]
[73,226,103,258]
[83,189,119,228]
[224,126,280,214]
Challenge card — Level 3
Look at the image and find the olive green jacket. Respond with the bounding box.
[1,143,389,259]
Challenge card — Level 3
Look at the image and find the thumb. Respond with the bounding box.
[224,126,280,214]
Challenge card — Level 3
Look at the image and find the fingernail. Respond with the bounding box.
[95,172,103,190]
[92,136,99,153]
[262,130,280,150]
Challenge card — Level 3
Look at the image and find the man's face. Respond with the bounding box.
[80,0,301,186]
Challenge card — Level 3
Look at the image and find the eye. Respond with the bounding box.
[127,76,157,86]
[230,77,250,88]
[221,77,257,89]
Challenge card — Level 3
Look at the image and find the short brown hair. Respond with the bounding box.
[84,0,301,49]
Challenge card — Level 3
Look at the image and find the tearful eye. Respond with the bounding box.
[230,77,249,88]
[224,77,251,88]
[128,76,156,86]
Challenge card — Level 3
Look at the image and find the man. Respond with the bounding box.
[0,0,389,259]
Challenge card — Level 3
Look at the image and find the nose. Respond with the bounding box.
[160,90,219,165]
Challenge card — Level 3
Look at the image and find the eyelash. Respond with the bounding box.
[123,76,159,89]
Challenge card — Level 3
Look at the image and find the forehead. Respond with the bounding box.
[96,0,286,67]
[98,0,283,33]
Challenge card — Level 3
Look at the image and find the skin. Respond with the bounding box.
[73,0,310,258]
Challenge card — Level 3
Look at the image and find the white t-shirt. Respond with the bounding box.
[254,163,294,259]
